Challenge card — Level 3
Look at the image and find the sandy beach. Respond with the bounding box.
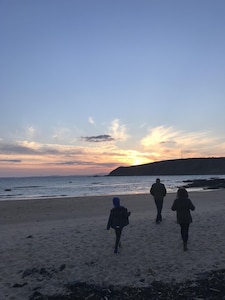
[1,190,225,300]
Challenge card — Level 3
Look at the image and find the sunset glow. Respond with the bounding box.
[1,1,225,177]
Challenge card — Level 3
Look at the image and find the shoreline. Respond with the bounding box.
[1,174,224,203]
[1,190,225,299]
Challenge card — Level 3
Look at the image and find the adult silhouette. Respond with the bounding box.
[150,178,167,224]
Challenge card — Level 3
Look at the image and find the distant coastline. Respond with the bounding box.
[108,157,225,176]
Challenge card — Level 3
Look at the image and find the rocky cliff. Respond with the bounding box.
[108,157,225,176]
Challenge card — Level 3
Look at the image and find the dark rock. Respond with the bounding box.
[29,291,48,300]
[22,267,52,279]
[12,282,28,288]
[33,286,42,291]
[23,268,39,278]
[40,268,51,276]
[59,264,66,271]
[182,178,225,190]
[26,235,33,239]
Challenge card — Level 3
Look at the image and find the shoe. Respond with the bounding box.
[114,248,118,254]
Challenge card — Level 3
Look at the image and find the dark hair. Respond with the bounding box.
[177,188,188,199]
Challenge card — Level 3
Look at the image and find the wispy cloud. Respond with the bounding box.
[108,119,130,142]
[141,125,225,161]
[52,127,71,142]
[26,126,36,137]
[88,116,95,125]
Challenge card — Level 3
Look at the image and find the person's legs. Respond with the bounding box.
[180,223,190,251]
[114,227,122,253]
[155,198,163,223]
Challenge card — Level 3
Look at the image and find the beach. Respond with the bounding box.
[1,190,225,299]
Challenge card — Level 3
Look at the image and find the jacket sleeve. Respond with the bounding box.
[189,199,195,211]
[171,199,177,211]
[163,185,167,196]
[125,209,131,220]
[107,211,113,230]
[150,185,154,195]
[123,208,130,226]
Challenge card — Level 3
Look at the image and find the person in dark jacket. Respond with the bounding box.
[150,178,167,224]
[171,188,195,251]
[107,197,131,254]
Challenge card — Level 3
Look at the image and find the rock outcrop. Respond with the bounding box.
[108,158,225,176]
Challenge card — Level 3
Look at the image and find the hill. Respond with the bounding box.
[108,157,225,176]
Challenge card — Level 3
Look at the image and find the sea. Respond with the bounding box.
[0,174,225,201]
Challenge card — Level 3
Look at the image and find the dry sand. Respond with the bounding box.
[1,190,225,299]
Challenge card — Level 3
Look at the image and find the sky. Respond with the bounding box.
[1,0,225,177]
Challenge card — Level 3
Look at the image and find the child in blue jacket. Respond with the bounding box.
[107,197,131,254]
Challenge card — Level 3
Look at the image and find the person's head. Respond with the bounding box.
[113,197,120,207]
[177,188,188,199]
[156,178,160,183]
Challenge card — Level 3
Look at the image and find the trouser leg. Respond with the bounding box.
[155,198,163,222]
[114,227,122,253]
[180,223,189,243]
[180,223,190,251]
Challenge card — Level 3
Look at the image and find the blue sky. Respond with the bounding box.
[1,0,225,177]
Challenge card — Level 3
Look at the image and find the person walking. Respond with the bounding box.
[150,178,167,224]
[107,197,131,254]
[171,188,195,251]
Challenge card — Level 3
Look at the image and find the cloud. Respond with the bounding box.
[80,119,129,144]
[0,142,40,155]
[88,116,95,125]
[140,125,225,160]
[0,159,21,163]
[0,141,76,156]
[52,127,71,141]
[141,126,177,147]
[55,161,86,165]
[80,135,114,142]
[53,160,117,168]
[27,126,36,137]
[108,119,129,142]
